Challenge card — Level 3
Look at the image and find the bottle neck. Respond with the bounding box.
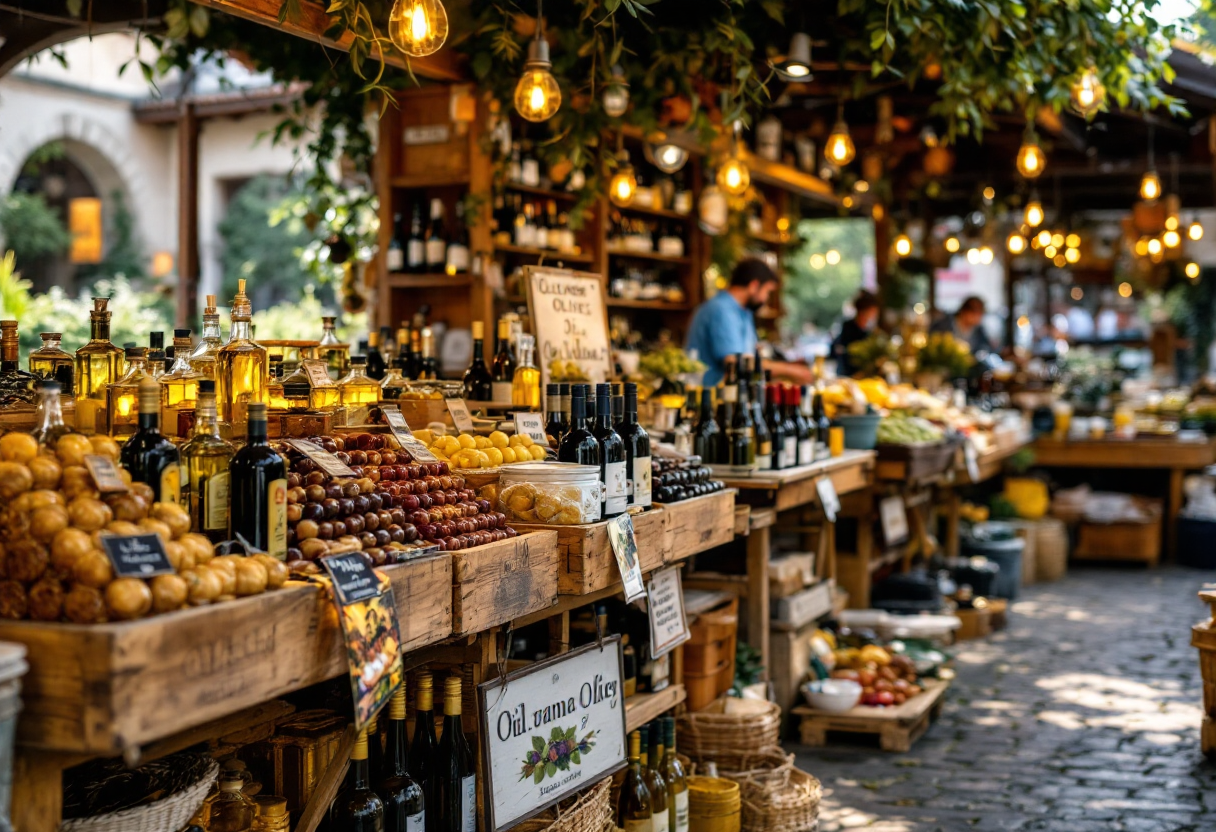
[623,391,638,425]
[194,398,221,437]
[230,318,253,341]
[347,366,369,380]
[570,395,586,426]
[472,340,485,362]
[546,392,561,416]
[201,315,221,341]
[247,417,268,443]
[596,394,612,428]
[35,390,64,430]
[387,711,408,776]
[90,318,112,343]
[138,410,160,432]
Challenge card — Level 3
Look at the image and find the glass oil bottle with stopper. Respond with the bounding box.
[160,329,201,437]
[0,320,37,406]
[182,379,234,543]
[317,315,350,380]
[338,355,382,406]
[74,297,124,431]
[511,333,540,410]
[189,294,224,380]
[31,380,74,448]
[29,332,73,390]
[105,347,153,437]
[208,769,256,832]
[217,279,268,431]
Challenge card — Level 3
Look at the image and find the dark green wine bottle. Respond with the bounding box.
[228,402,288,556]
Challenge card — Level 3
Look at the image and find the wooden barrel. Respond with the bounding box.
[1033,517,1069,581]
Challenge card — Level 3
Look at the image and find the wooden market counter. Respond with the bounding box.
[1032,435,1216,559]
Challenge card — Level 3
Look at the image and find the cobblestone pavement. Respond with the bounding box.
[792,566,1216,832]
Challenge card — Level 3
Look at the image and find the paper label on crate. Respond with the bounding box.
[84,454,128,494]
[321,551,383,606]
[607,513,646,602]
[285,439,357,478]
[102,533,175,577]
[446,398,476,433]
[816,476,840,523]
[382,406,438,462]
[514,412,549,446]
[879,495,909,545]
[647,566,690,658]
[964,440,980,482]
[303,358,336,387]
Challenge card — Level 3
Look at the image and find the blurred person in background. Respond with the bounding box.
[931,295,995,357]
[830,289,879,377]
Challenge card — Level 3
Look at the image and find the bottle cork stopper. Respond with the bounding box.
[351,728,369,761]
[444,675,462,715]
[139,377,160,413]
[391,683,407,720]
[472,321,484,340]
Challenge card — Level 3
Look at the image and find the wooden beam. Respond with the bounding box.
[177,101,200,329]
[189,0,465,82]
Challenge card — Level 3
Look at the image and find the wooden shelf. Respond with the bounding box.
[391,172,470,189]
[618,203,695,222]
[505,183,577,202]
[626,684,687,733]
[748,231,796,247]
[607,248,691,265]
[607,298,692,311]
[494,244,595,264]
[387,273,473,288]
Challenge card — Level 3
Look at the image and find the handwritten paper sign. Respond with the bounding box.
[382,405,438,463]
[102,533,175,577]
[446,398,476,433]
[302,358,336,388]
[514,412,549,446]
[647,566,690,658]
[478,639,627,831]
[964,440,981,482]
[879,495,909,546]
[524,267,612,390]
[85,454,128,494]
[607,514,646,602]
[285,439,357,478]
[816,476,840,523]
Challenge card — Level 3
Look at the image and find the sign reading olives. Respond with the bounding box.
[523,267,612,390]
[102,532,175,578]
[285,439,356,478]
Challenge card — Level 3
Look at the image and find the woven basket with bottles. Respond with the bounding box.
[678,698,782,771]
[718,747,821,832]
[509,775,613,832]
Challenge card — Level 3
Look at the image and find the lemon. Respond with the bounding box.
[500,446,517,464]
[474,436,491,449]
[442,435,461,454]
[485,447,504,466]
[508,434,524,447]
[518,434,534,448]
[529,444,547,460]
[457,433,477,450]
[490,431,510,448]
[414,429,434,445]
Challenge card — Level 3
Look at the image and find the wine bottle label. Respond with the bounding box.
[783,437,797,469]
[674,792,689,832]
[633,455,652,507]
[492,381,514,404]
[721,386,737,403]
[386,246,404,271]
[267,477,288,558]
[624,819,650,832]
[798,439,814,466]
[755,451,772,470]
[460,774,476,832]
[205,472,230,531]
[535,227,549,249]
[653,811,670,832]
[159,464,181,506]
[406,810,425,832]
[407,240,425,267]
[447,244,469,272]
[604,461,627,514]
[426,238,446,266]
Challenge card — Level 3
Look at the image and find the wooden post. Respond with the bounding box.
[745,525,770,680]
[176,101,200,329]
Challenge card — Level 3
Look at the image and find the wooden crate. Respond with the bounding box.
[0,553,451,755]
[451,531,558,634]
[793,678,949,752]
[660,489,737,562]
[875,440,961,483]
[769,622,822,719]
[514,507,670,595]
[1074,498,1162,566]
[954,607,992,640]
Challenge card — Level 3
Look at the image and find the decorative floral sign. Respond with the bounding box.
[520,726,597,783]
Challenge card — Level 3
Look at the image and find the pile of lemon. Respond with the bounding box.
[413,429,548,469]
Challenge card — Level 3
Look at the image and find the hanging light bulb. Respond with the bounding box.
[966,248,981,265]
[646,142,689,174]
[1036,229,1052,248]
[602,64,630,118]
[1189,219,1205,241]
[1134,237,1150,257]
[894,234,912,257]
[1164,229,1182,249]
[1007,232,1027,254]
[945,237,961,253]
[825,106,856,166]
[1139,169,1161,201]
[609,149,638,207]
[1016,131,1046,179]
[1065,247,1081,264]
[1147,237,1163,256]
[1066,233,1081,249]
[772,32,813,82]
[1051,232,1065,249]
[1025,199,1044,228]
[717,122,750,196]
[1187,261,1201,280]
[1071,67,1105,116]
[388,0,449,57]
[1165,215,1179,231]
[979,246,994,265]
[514,2,561,123]
[920,124,939,148]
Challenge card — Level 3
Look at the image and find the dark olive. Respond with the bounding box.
[331,520,347,537]
[363,512,380,532]
[317,521,334,540]
[301,502,324,522]
[346,514,365,535]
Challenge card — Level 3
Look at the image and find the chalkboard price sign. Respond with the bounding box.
[102,533,175,578]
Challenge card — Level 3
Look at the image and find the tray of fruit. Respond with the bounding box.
[410,428,550,470]
[829,644,924,708]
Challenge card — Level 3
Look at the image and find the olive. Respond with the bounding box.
[306,471,328,486]
[431,491,447,507]
[366,451,382,466]
[305,484,327,503]
[287,472,302,489]
[365,547,387,566]
[352,495,370,515]
[390,508,407,525]
[321,498,340,519]
[320,437,338,452]
[476,499,493,514]
[388,524,406,543]
[288,486,307,505]
[293,458,318,474]
[317,521,334,540]
[335,451,352,465]
[342,481,361,499]
[333,519,349,537]
[331,436,346,451]
[287,547,302,561]
[346,514,365,535]
[348,466,364,478]
[381,451,398,466]
[366,493,383,512]
[374,529,391,547]
[301,502,325,522]
[416,523,435,540]
[377,510,393,529]
[325,482,345,500]
[415,492,431,508]
[287,504,303,524]
[359,531,378,549]
[348,450,367,465]
[408,509,430,526]
[363,512,380,532]
[379,466,397,482]
[296,519,320,540]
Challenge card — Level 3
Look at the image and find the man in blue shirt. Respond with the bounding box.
[686,258,811,386]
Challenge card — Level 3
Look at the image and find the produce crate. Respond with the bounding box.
[514,507,670,595]
[0,553,451,754]
[954,606,992,640]
[450,531,559,634]
[659,489,737,562]
[874,438,962,483]
[1074,497,1162,566]
[792,678,949,752]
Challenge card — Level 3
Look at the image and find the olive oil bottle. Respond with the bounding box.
[216,279,268,430]
[228,403,287,557]
[28,332,73,389]
[616,731,652,832]
[662,718,689,832]
[189,294,224,381]
[74,297,124,432]
[182,380,235,543]
[120,377,182,504]
[641,724,669,832]
[377,684,426,832]
[433,676,475,832]
[160,329,202,437]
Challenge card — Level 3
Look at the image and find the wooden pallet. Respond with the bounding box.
[792,678,949,752]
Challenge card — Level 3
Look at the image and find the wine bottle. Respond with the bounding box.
[408,673,438,832]
[367,331,388,381]
[751,377,771,471]
[446,202,470,275]
[387,212,405,273]
[544,383,564,446]
[433,676,476,832]
[378,684,426,832]
[228,403,288,557]
[490,319,516,405]
[662,718,688,832]
[766,383,788,471]
[794,386,813,465]
[728,377,754,467]
[462,322,493,401]
[367,716,385,792]
[618,383,652,509]
[592,384,627,520]
[616,731,652,832]
[642,724,669,832]
[425,199,447,272]
[557,386,601,467]
[715,356,738,461]
[120,377,182,504]
[692,388,720,465]
[812,390,831,460]
[329,728,385,832]
[779,384,798,469]
[407,207,426,274]
[534,200,549,250]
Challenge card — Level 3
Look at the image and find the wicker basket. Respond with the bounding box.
[719,746,795,795]
[1033,517,1069,582]
[1193,621,1216,720]
[509,775,614,832]
[678,698,782,771]
[60,757,218,832]
[739,767,822,832]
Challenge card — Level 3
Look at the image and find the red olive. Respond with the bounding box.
[347,449,366,465]
[401,495,420,512]
[366,451,382,466]
[320,437,339,452]
[332,519,347,537]
[346,514,365,535]
[416,492,432,508]
[431,491,446,507]
[334,451,352,465]
[379,466,397,482]
[363,511,380,532]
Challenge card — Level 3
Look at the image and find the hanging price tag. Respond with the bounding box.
[285,439,357,478]
[102,533,175,578]
[514,412,549,446]
[964,440,981,483]
[816,476,840,523]
[647,566,690,658]
[446,398,476,433]
[879,495,909,546]
[382,406,438,463]
[302,358,336,388]
[606,513,646,602]
[85,454,128,494]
